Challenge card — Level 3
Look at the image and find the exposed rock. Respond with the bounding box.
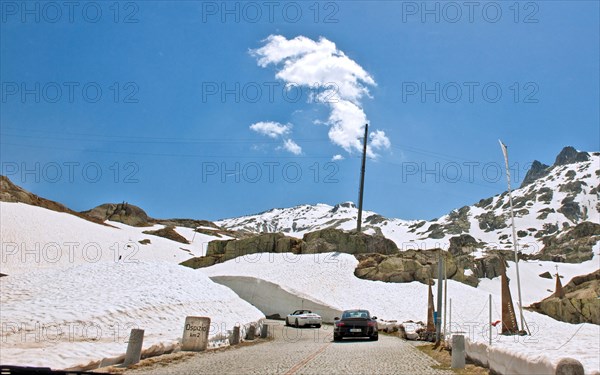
[539,271,552,279]
[138,239,151,245]
[448,234,481,256]
[184,233,303,268]
[353,250,476,286]
[142,226,189,244]
[536,222,600,263]
[530,270,600,324]
[536,187,553,204]
[443,206,471,235]
[474,197,493,209]
[554,146,590,166]
[476,211,507,232]
[472,253,508,279]
[302,228,397,255]
[558,196,582,223]
[0,175,108,226]
[520,160,550,187]
[536,207,555,220]
[425,224,445,239]
[158,218,220,229]
[559,181,586,195]
[83,202,150,227]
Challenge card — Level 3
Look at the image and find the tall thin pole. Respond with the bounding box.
[443,257,447,341]
[499,140,525,334]
[449,298,452,336]
[357,124,368,232]
[435,251,443,344]
[489,294,492,346]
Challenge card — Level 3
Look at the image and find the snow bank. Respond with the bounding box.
[0,202,219,276]
[0,261,264,370]
[204,252,600,374]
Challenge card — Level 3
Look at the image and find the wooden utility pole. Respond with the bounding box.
[357,124,368,232]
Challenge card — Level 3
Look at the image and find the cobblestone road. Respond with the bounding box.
[127,321,452,375]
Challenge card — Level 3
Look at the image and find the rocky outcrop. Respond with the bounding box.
[142,226,189,244]
[530,270,600,324]
[536,222,600,263]
[83,202,150,227]
[553,146,590,166]
[521,160,550,187]
[182,233,303,269]
[472,253,508,279]
[302,228,397,255]
[354,250,478,286]
[0,175,108,226]
[476,211,507,232]
[448,234,482,256]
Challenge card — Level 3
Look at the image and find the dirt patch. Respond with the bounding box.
[416,343,489,374]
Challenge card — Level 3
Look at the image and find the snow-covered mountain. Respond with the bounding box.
[217,147,600,255]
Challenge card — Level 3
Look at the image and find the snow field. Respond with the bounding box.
[204,252,600,374]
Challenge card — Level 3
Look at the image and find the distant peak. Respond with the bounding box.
[554,146,590,167]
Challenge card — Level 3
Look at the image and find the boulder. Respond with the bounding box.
[83,202,150,227]
[142,226,189,244]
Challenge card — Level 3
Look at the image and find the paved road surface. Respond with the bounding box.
[127,321,452,375]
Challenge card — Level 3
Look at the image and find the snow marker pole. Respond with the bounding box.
[489,294,492,346]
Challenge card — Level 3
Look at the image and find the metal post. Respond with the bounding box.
[449,298,452,336]
[489,294,492,346]
[435,251,443,344]
[499,140,526,334]
[356,124,368,232]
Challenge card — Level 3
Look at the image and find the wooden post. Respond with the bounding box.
[123,329,144,367]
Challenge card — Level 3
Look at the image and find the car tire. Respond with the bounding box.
[333,334,342,342]
[369,334,379,341]
[285,318,290,326]
[315,324,321,328]
[295,319,299,328]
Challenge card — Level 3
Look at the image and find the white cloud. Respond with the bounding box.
[282,139,302,155]
[332,154,344,161]
[251,35,390,158]
[249,121,291,138]
[370,130,391,150]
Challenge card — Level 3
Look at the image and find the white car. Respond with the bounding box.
[285,310,322,328]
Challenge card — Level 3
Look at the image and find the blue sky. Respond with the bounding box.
[1,1,598,221]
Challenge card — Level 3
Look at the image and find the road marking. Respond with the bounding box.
[283,342,331,375]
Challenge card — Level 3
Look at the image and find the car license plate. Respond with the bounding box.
[350,328,362,332]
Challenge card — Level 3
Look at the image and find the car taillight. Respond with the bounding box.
[335,322,344,327]
[368,321,376,327]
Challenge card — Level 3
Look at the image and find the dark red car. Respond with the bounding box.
[333,309,378,341]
